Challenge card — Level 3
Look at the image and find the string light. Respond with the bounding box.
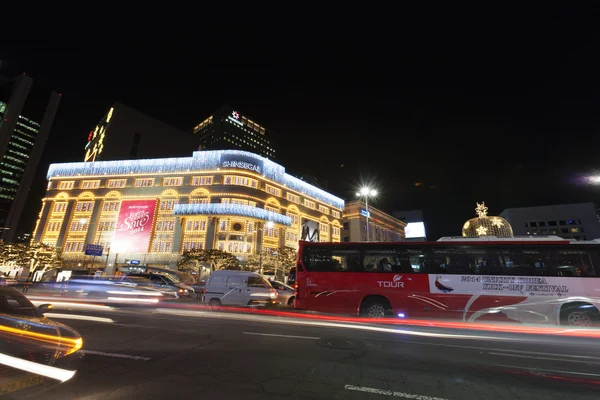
[173,203,292,226]
[462,201,514,237]
[47,150,344,209]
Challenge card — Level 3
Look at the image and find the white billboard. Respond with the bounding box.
[405,222,426,239]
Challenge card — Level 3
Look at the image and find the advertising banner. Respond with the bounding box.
[111,199,157,253]
[429,274,584,298]
[301,218,320,242]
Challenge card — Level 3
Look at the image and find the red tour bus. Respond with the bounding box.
[292,236,600,327]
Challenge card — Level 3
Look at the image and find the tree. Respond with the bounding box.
[246,247,298,277]
[0,241,62,274]
[275,247,298,275]
[177,249,240,273]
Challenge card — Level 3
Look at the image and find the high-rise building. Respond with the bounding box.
[0,74,60,242]
[191,106,278,160]
[84,102,200,162]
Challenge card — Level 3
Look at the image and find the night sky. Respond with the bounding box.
[5,6,600,239]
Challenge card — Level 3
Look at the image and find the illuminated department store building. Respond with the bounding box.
[33,150,344,272]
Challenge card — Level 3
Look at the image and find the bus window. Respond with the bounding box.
[302,245,362,272]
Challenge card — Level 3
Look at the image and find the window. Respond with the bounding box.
[223,175,258,188]
[264,227,278,237]
[45,221,62,232]
[529,222,537,227]
[163,177,183,186]
[559,220,566,225]
[561,228,568,233]
[287,213,299,225]
[159,199,178,211]
[221,198,257,207]
[134,178,154,187]
[189,197,210,204]
[219,220,228,231]
[0,289,36,317]
[332,210,341,219]
[102,201,120,212]
[151,241,172,253]
[58,181,74,190]
[332,226,340,236]
[156,220,176,231]
[286,193,300,203]
[343,222,349,230]
[286,231,298,242]
[304,199,316,209]
[107,179,126,188]
[226,276,244,286]
[191,176,213,186]
[570,227,580,233]
[265,205,280,214]
[52,202,67,212]
[75,201,94,212]
[69,221,88,231]
[548,221,557,226]
[320,223,329,233]
[265,184,281,197]
[64,242,84,252]
[183,241,204,251]
[248,276,269,288]
[318,205,329,214]
[539,222,546,227]
[186,220,207,231]
[81,180,100,189]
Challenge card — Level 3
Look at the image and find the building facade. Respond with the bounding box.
[343,200,406,242]
[499,202,600,241]
[0,74,60,242]
[84,102,199,162]
[34,150,343,273]
[192,106,278,160]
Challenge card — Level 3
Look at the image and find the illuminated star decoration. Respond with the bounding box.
[475,202,488,218]
[491,218,504,228]
[232,111,240,119]
[476,226,488,236]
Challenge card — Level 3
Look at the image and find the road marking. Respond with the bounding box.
[82,350,151,361]
[244,332,320,340]
[44,313,114,323]
[493,364,600,378]
[344,385,449,399]
[488,351,600,364]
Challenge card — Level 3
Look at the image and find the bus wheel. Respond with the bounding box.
[208,298,221,307]
[360,297,391,318]
[561,303,599,327]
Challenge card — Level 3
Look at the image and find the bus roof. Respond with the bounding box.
[299,236,600,246]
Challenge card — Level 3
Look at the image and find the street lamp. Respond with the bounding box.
[356,187,377,242]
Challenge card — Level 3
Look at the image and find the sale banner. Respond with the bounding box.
[111,199,157,253]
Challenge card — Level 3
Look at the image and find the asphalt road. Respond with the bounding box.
[17,301,600,400]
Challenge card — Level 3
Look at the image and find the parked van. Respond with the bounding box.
[203,271,278,307]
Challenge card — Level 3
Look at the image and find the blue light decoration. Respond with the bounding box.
[47,150,345,209]
[173,203,292,226]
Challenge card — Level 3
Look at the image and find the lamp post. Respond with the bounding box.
[356,187,377,242]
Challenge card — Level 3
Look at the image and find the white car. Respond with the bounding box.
[203,271,278,307]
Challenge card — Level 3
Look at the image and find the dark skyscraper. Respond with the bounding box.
[191,105,278,160]
[0,74,60,242]
[84,102,200,162]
